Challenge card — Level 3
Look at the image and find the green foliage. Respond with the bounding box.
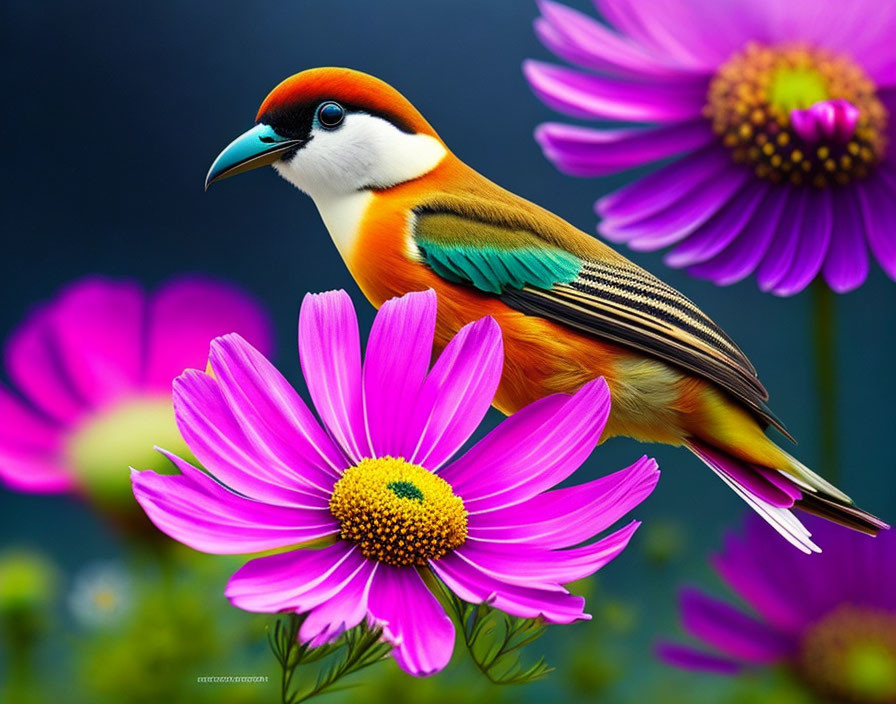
[0,548,59,616]
[566,644,621,698]
[72,555,270,704]
[726,669,816,704]
[442,588,552,686]
[342,660,512,704]
[267,613,391,703]
[0,548,61,704]
[640,519,687,568]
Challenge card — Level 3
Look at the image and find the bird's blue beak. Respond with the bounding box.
[205,124,305,190]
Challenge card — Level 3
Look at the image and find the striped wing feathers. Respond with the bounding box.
[411,199,787,435]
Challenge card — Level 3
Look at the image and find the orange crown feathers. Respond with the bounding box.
[255,67,440,139]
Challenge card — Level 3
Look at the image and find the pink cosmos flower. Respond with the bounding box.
[658,514,896,703]
[0,275,272,511]
[526,0,896,295]
[131,289,659,676]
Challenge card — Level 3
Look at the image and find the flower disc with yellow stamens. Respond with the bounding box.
[329,457,468,567]
[706,43,888,188]
[799,605,896,704]
[529,1,896,294]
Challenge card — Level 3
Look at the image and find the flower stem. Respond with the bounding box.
[2,620,39,703]
[440,581,552,686]
[810,280,838,483]
[267,614,391,704]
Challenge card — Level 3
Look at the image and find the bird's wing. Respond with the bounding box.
[411,197,789,437]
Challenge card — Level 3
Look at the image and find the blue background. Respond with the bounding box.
[2,1,894,701]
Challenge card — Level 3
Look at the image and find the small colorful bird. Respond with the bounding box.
[206,68,886,552]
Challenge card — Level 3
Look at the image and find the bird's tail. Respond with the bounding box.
[685,439,889,554]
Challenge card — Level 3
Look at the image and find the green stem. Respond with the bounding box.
[3,623,38,703]
[268,614,390,704]
[810,280,838,483]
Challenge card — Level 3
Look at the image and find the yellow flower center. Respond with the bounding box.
[799,605,896,703]
[329,457,468,567]
[92,588,119,611]
[706,43,888,187]
[66,396,191,514]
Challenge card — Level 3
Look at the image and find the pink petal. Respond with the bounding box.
[858,172,896,280]
[769,188,833,296]
[597,146,733,226]
[299,291,369,462]
[534,0,710,80]
[443,378,610,511]
[468,456,658,548]
[172,369,330,506]
[131,451,337,555]
[300,560,379,647]
[712,531,813,632]
[145,275,274,392]
[678,587,795,663]
[406,317,503,470]
[686,185,788,286]
[5,307,87,424]
[757,187,810,292]
[551,521,643,575]
[453,521,641,587]
[742,0,896,81]
[535,120,713,177]
[664,180,767,268]
[225,542,365,613]
[431,553,587,624]
[857,13,896,85]
[599,0,896,76]
[602,170,750,252]
[209,334,346,491]
[362,290,438,459]
[45,277,145,408]
[367,566,455,676]
[593,0,763,70]
[822,188,869,293]
[868,50,896,88]
[0,386,62,454]
[0,447,73,493]
[712,515,896,624]
[656,642,743,674]
[523,60,706,123]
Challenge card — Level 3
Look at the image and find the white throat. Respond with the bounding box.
[272,112,447,260]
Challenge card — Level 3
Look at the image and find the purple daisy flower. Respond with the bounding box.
[525,0,896,295]
[0,275,272,509]
[131,289,659,676]
[659,514,896,703]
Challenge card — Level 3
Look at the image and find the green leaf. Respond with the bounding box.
[441,586,553,686]
[266,613,392,704]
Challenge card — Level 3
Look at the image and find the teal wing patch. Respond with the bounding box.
[413,209,582,294]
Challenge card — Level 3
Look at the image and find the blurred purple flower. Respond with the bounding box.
[131,289,659,676]
[659,514,896,703]
[0,275,272,506]
[526,0,896,295]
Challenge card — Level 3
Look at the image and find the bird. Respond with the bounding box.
[205,67,887,552]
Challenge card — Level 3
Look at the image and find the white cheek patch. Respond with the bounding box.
[273,113,447,199]
[313,190,375,262]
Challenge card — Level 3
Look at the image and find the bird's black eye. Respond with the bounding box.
[317,101,345,128]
